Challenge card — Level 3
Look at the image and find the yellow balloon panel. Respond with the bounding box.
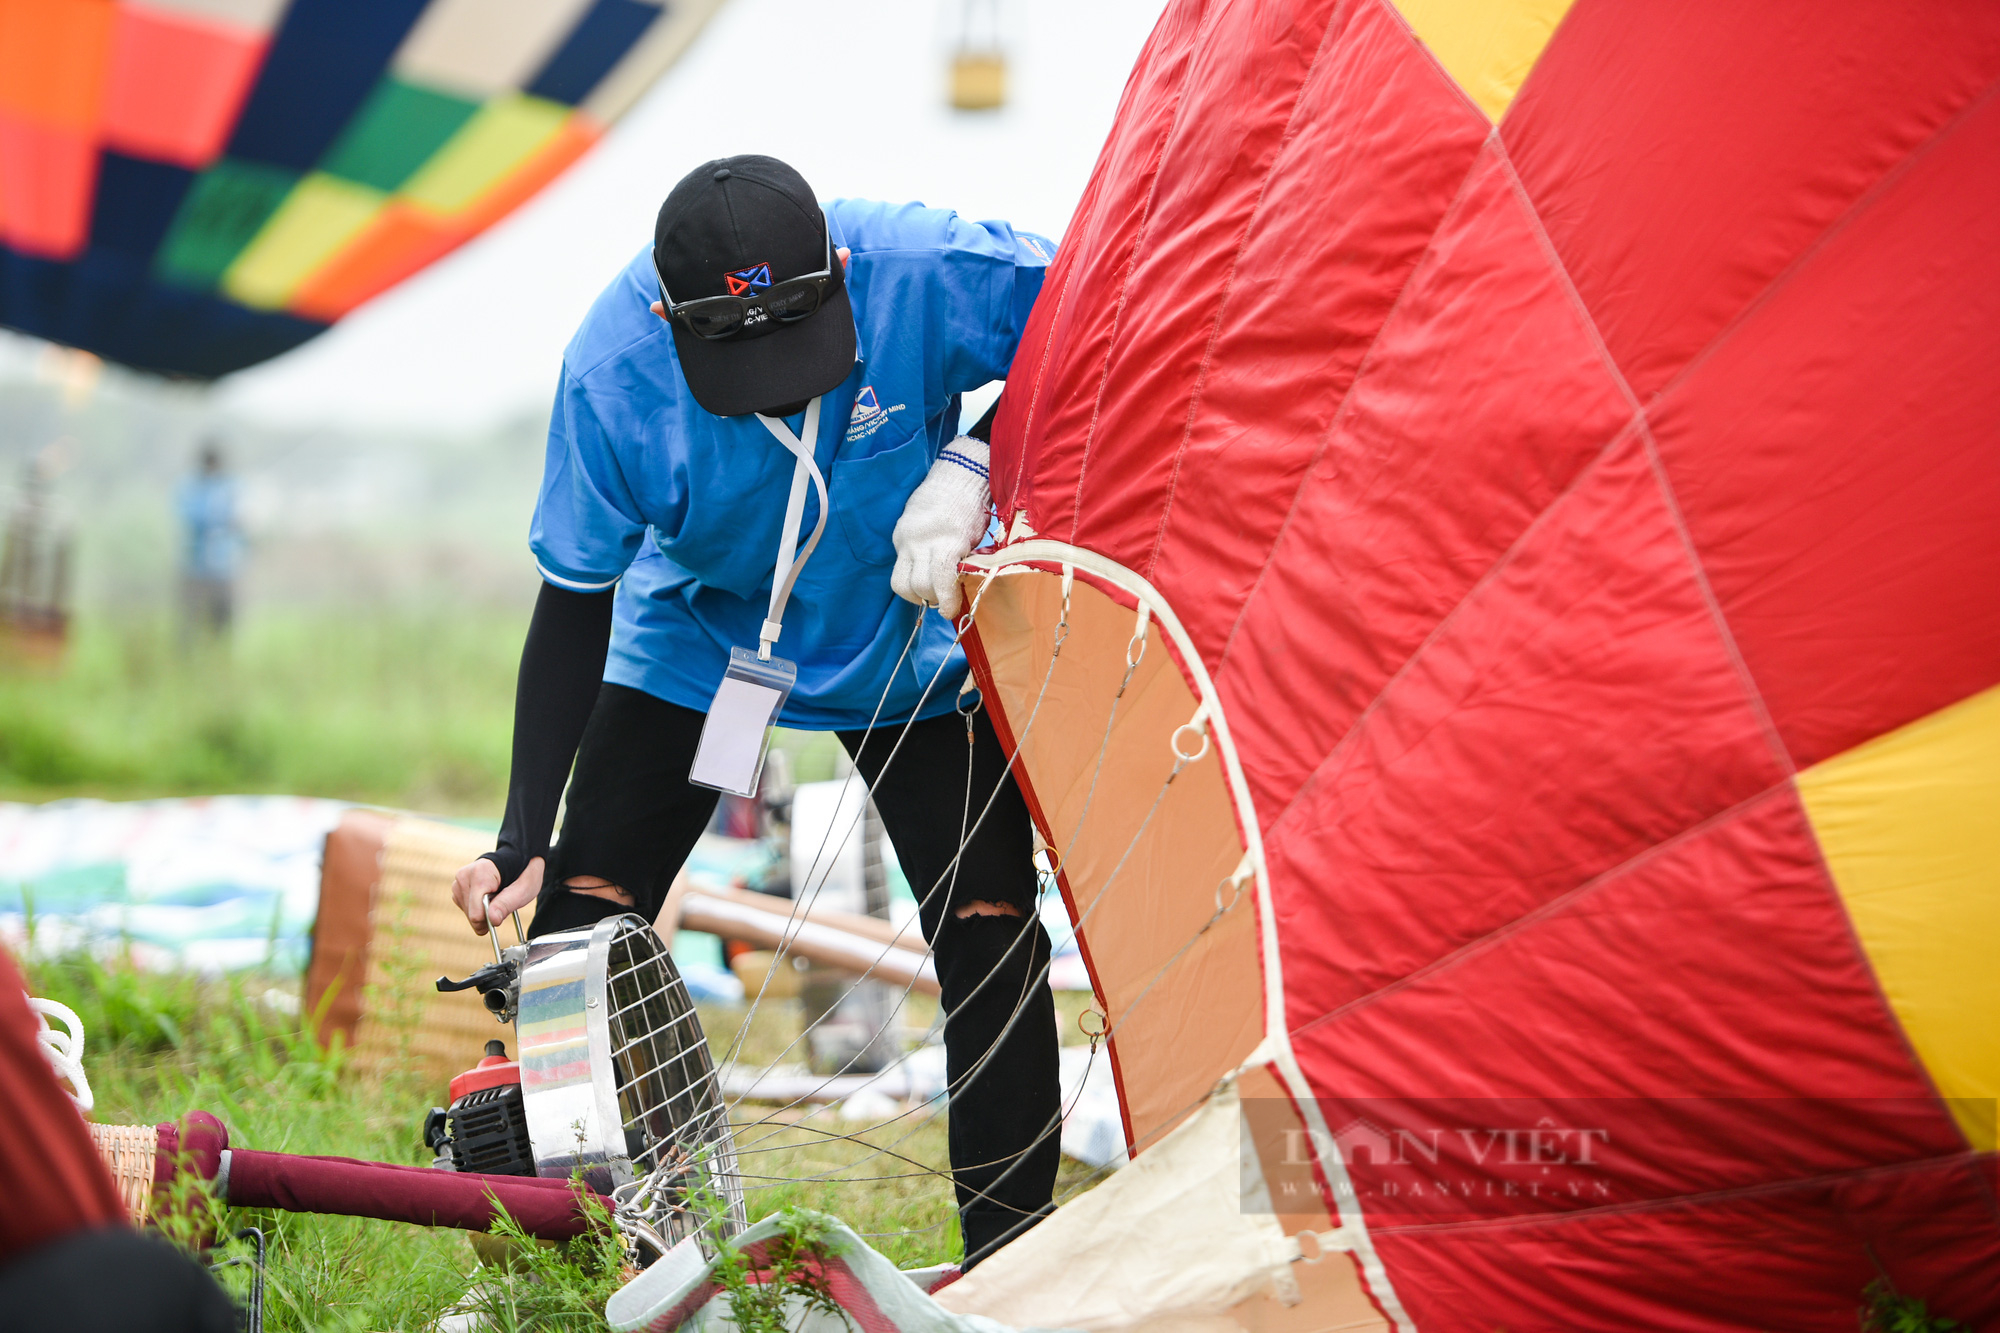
[223,173,386,310]
[1797,684,2000,1149]
[1388,0,1576,121]
[401,92,571,216]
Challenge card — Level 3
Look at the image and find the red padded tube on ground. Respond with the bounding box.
[226,1150,610,1240]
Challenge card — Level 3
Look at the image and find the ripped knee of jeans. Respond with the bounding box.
[953,899,1024,919]
[562,876,635,906]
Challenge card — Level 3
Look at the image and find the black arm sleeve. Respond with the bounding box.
[966,395,1001,444]
[481,582,615,886]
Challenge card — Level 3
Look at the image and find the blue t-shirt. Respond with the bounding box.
[530,199,1053,729]
[177,475,241,579]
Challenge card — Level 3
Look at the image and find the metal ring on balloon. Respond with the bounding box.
[1171,721,1211,764]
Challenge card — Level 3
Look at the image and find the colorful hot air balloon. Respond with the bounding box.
[0,0,726,379]
[932,0,2000,1328]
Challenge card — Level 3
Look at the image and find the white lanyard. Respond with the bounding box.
[753,396,827,661]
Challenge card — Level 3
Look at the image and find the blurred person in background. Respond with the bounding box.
[176,442,241,642]
[0,445,73,659]
[451,155,1060,1268]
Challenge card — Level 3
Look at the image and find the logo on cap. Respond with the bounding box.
[724,262,773,295]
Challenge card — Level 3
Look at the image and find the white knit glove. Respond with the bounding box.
[891,438,990,620]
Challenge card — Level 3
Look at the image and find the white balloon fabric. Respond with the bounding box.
[605,1211,1067,1333]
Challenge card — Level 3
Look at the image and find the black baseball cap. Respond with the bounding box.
[653,155,855,417]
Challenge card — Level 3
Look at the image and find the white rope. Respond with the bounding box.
[720,567,1053,1114]
[720,569,1083,1183]
[713,623,928,1078]
[28,995,92,1113]
[737,820,1232,1207]
[727,575,1095,1132]
[742,737,1215,1188]
[1045,599,1151,890]
[711,567,1238,1233]
[716,568,1009,1091]
[730,656,1216,1200]
[729,744,1210,1214]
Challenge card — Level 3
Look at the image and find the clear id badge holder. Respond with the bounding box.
[690,647,796,797]
[690,398,825,798]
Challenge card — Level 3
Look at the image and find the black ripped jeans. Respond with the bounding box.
[530,683,1060,1267]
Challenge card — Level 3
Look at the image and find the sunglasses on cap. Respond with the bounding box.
[655,227,838,342]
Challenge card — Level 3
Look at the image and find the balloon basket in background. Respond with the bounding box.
[950,54,1007,111]
[307,810,525,1082]
[948,0,1007,111]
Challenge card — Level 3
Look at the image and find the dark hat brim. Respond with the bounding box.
[669,286,858,418]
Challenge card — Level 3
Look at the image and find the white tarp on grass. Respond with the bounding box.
[0,794,1092,1005]
[0,795,348,973]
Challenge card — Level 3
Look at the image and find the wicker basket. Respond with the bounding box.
[88,1121,158,1224]
[357,817,521,1081]
[306,813,525,1084]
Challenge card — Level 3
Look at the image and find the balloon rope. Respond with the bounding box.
[726,696,1207,1209]
[720,568,1051,1119]
[713,612,927,1075]
[709,573,1241,1241]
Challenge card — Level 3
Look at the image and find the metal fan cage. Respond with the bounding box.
[600,916,746,1243]
[514,914,744,1249]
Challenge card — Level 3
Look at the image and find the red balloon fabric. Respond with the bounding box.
[981,0,2000,1326]
[0,949,125,1259]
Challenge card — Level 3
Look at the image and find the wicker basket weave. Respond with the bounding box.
[88,1121,158,1224]
[347,817,520,1082]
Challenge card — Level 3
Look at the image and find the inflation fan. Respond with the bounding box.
[431,911,747,1250]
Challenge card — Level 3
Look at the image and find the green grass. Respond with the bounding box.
[1862,1279,1970,1333]
[0,607,877,810]
[0,609,527,812]
[24,949,1107,1329]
